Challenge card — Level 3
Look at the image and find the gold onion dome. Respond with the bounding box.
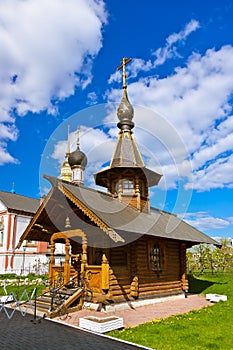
[60,159,72,181]
[58,125,72,182]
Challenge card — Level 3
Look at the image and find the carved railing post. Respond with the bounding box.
[101,254,109,291]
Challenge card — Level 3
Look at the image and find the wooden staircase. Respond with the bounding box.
[24,286,84,318]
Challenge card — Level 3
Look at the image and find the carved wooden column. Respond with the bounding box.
[81,235,87,274]
[118,180,123,200]
[49,242,55,286]
[135,177,140,211]
[80,234,87,306]
[63,240,71,285]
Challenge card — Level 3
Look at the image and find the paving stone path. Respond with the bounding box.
[59,294,212,328]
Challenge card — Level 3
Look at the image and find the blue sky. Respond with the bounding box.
[0,0,233,239]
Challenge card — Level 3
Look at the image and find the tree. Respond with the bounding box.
[187,239,233,274]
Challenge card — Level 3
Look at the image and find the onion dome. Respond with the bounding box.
[68,146,87,168]
[58,125,72,182]
[68,127,87,169]
[59,159,72,182]
[117,89,134,131]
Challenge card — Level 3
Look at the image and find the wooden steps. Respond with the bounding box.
[24,286,84,318]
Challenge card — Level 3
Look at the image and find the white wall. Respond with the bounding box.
[0,211,49,275]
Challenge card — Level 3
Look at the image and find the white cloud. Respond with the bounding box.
[108,19,200,84]
[153,19,200,67]
[182,211,231,231]
[166,19,200,46]
[0,123,19,165]
[186,154,233,191]
[107,45,233,192]
[0,0,107,164]
[87,91,98,105]
[0,143,18,166]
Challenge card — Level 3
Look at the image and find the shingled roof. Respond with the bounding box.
[17,176,219,248]
[0,190,39,214]
[59,178,218,246]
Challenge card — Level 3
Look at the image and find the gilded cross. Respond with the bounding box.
[117,57,132,89]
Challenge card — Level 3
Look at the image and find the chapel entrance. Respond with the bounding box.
[48,230,110,304]
[49,230,87,288]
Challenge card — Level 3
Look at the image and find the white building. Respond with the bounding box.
[0,190,49,275]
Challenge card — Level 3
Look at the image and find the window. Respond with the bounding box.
[122,179,134,193]
[149,242,164,275]
[0,230,3,246]
[0,218,3,230]
[114,179,134,195]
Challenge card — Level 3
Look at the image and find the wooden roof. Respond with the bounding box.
[17,176,219,249]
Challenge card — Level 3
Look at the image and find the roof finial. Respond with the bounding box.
[117,57,132,93]
[10,182,16,194]
[66,125,71,158]
[75,126,81,148]
[116,58,134,130]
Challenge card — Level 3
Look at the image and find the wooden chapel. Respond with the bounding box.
[17,58,218,315]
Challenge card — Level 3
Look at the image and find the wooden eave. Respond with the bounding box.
[94,166,162,188]
[17,178,125,248]
[8,209,37,217]
[57,182,124,243]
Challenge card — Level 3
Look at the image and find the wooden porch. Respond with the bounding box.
[48,229,111,311]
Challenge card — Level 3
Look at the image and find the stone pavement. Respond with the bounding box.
[0,310,149,350]
[58,294,212,328]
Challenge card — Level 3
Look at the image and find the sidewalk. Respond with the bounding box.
[0,310,147,350]
[57,294,212,328]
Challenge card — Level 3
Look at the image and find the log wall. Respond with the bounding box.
[108,236,187,302]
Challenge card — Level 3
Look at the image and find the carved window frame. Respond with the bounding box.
[148,240,165,275]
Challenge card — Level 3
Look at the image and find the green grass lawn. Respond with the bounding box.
[0,274,48,300]
[109,273,233,350]
[0,284,45,300]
